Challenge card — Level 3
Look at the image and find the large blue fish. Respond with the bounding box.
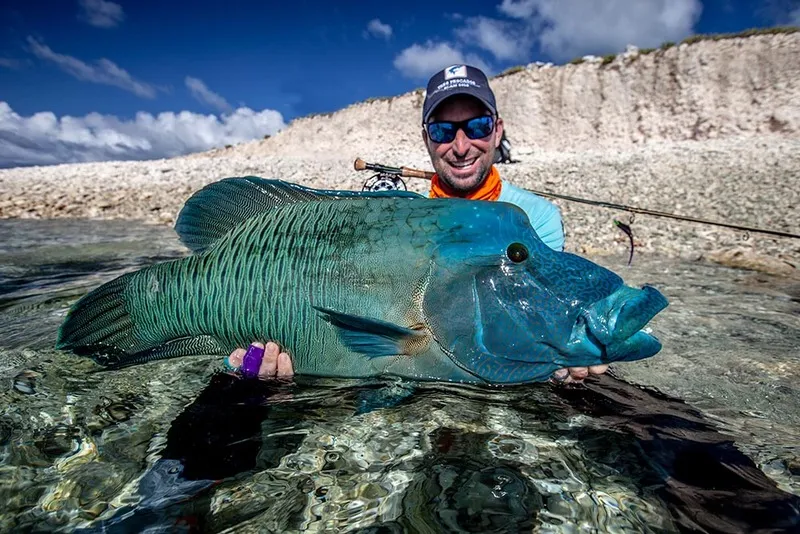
[56,177,668,384]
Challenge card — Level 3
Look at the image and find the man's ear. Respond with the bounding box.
[421,127,429,145]
[494,116,504,148]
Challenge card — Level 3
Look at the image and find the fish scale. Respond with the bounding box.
[125,198,435,371]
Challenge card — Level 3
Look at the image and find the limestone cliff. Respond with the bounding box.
[227,31,800,159]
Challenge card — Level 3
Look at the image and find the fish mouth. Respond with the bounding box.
[567,285,668,363]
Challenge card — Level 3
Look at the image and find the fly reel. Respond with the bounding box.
[362,172,408,192]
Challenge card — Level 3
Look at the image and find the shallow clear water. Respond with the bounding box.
[0,219,798,533]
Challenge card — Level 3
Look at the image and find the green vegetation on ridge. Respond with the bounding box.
[499,25,798,73]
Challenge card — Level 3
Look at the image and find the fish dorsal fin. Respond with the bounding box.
[174,176,423,254]
[174,177,324,253]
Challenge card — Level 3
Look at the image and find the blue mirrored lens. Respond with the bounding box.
[427,122,457,143]
[427,116,494,143]
[465,116,494,139]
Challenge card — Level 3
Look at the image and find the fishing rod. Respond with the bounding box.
[354,157,435,180]
[353,157,800,241]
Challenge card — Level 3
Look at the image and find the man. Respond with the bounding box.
[225,64,607,385]
[420,64,564,251]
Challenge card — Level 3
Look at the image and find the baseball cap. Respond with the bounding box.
[422,64,498,124]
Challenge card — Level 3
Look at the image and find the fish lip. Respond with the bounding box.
[605,329,663,362]
[566,311,662,363]
[584,285,668,347]
[565,313,604,358]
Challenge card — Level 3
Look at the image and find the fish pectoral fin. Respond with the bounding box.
[313,306,426,358]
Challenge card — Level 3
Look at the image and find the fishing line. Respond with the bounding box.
[523,187,800,240]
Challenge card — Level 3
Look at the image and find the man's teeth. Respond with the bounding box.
[452,160,475,168]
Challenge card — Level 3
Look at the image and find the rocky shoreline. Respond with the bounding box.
[1,135,797,276]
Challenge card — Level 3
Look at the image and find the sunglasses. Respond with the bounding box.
[425,115,495,144]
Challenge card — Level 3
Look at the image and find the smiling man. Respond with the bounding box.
[226,64,608,385]
[421,64,564,252]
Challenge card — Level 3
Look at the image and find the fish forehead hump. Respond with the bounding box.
[352,197,536,251]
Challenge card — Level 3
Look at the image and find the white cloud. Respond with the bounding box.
[394,42,464,79]
[365,19,392,40]
[394,1,701,79]
[497,0,702,61]
[455,16,533,61]
[78,0,125,28]
[498,0,538,19]
[0,58,25,69]
[0,101,286,168]
[185,76,232,113]
[27,37,159,98]
[393,41,492,79]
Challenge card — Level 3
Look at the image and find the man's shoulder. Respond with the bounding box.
[498,181,565,251]
[499,182,560,220]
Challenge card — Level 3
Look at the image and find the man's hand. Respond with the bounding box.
[225,342,294,378]
[552,365,609,385]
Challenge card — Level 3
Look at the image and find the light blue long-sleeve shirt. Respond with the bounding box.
[498,181,565,252]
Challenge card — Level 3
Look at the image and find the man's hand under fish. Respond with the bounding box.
[224,343,608,385]
[225,342,293,379]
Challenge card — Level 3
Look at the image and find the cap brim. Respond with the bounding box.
[423,91,497,123]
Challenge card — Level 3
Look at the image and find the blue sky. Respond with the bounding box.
[1,0,798,168]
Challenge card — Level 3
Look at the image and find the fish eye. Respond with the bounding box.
[506,243,529,263]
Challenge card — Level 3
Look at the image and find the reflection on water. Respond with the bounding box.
[0,219,798,533]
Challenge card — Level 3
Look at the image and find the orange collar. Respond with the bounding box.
[428,165,502,201]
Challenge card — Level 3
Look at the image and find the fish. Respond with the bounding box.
[55,177,669,385]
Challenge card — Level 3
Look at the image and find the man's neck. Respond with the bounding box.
[429,166,503,201]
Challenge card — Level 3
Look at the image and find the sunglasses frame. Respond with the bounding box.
[424,115,496,144]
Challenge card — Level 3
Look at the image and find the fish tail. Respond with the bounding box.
[55,265,225,369]
[56,272,139,362]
